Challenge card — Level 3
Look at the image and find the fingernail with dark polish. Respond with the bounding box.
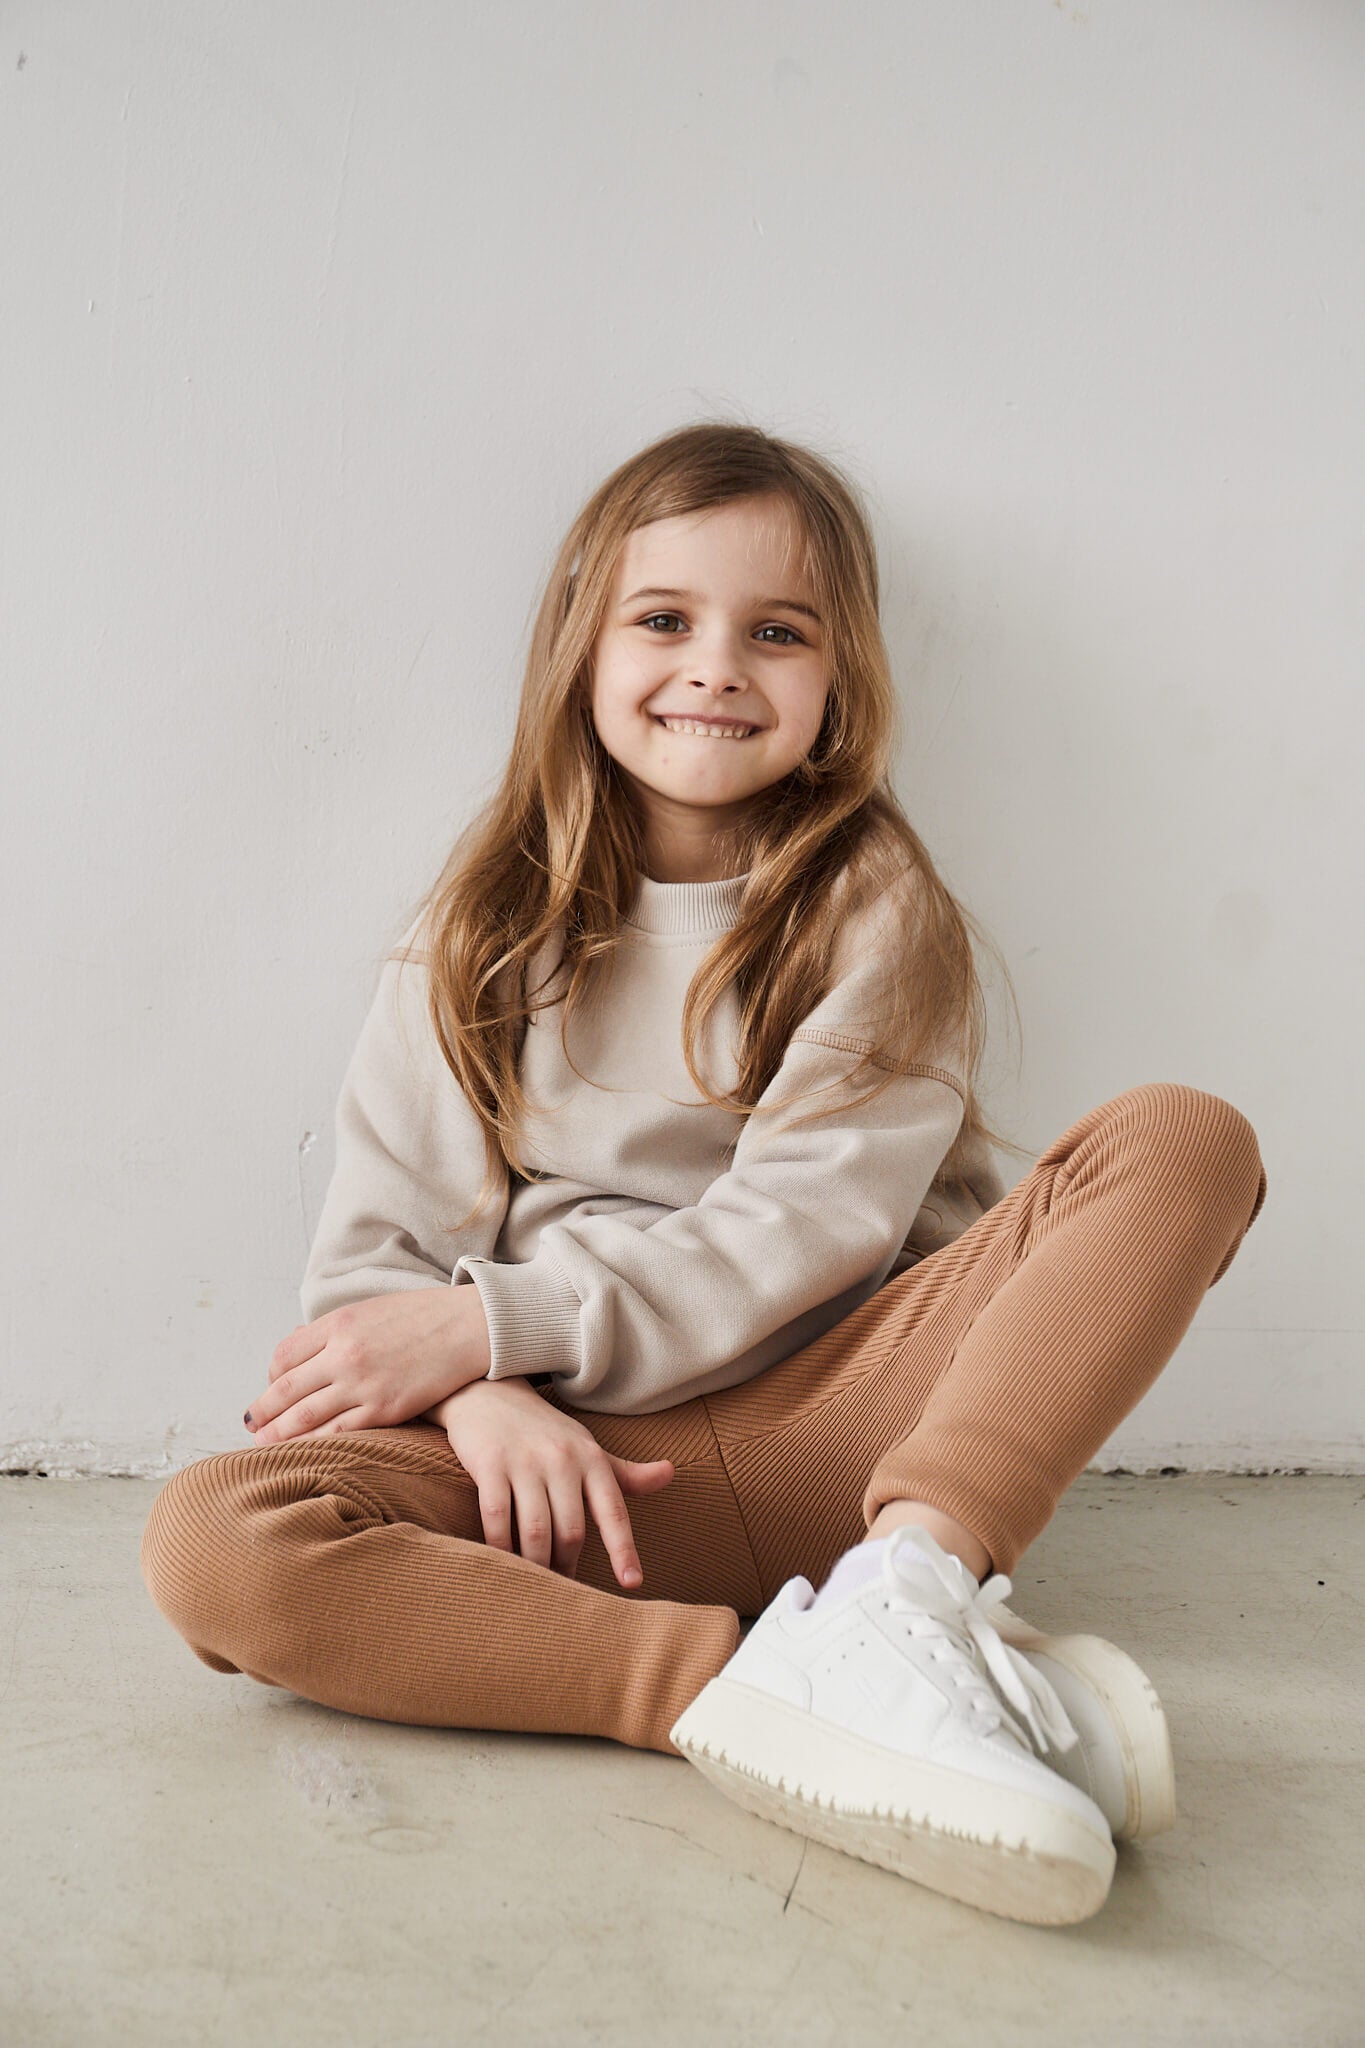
[243,1411,253,1428]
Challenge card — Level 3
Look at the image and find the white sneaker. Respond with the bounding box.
[983,1600,1178,1841]
[670,1525,1116,1926]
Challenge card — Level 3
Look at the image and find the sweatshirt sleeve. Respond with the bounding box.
[299,921,509,1323]
[454,875,972,1415]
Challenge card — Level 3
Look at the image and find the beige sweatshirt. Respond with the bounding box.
[300,866,1007,1415]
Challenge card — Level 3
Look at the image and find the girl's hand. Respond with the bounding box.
[432,1377,674,1588]
[243,1286,492,1446]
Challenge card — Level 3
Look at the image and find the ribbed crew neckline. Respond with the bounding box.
[624,869,751,936]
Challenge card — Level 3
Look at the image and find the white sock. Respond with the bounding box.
[809,1534,893,1611]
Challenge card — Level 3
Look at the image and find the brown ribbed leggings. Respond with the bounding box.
[141,1083,1266,1755]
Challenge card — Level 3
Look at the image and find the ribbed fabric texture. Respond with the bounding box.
[141,1081,1267,1754]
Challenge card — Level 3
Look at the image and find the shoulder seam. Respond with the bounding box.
[788,1029,967,1103]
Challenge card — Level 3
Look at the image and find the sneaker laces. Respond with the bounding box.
[882,1528,1080,1757]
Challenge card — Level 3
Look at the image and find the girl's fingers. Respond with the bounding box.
[611,1457,676,1494]
[245,1357,336,1435]
[267,1324,328,1382]
[249,1381,353,1446]
[510,1474,554,1570]
[288,1408,370,1441]
[542,1467,588,1579]
[583,1462,644,1589]
[476,1472,515,1555]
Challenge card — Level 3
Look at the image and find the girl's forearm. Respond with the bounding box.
[419,1375,544,1429]
[419,1288,495,1421]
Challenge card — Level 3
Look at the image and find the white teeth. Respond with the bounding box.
[656,718,758,738]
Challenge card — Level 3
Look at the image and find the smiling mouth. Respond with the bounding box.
[650,714,764,738]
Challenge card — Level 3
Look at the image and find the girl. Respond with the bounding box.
[140,421,1267,1928]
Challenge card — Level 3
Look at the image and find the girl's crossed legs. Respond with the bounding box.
[141,1082,1267,1754]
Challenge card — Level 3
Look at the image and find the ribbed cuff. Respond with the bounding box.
[453,1254,583,1380]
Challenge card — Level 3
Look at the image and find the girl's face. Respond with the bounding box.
[589,493,831,883]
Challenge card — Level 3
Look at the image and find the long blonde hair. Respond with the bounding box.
[396,419,1026,1233]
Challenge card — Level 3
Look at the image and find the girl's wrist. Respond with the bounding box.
[460,1371,544,1402]
[421,1385,478,1428]
[450,1284,494,1377]
[422,1371,542,1429]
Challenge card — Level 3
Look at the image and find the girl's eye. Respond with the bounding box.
[638,614,802,646]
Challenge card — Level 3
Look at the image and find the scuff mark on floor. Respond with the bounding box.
[273,1733,381,1815]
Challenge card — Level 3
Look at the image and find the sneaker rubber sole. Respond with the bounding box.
[671,1674,1117,1927]
[989,1607,1178,1840]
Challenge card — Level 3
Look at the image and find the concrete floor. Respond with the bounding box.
[1,1474,1361,2048]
